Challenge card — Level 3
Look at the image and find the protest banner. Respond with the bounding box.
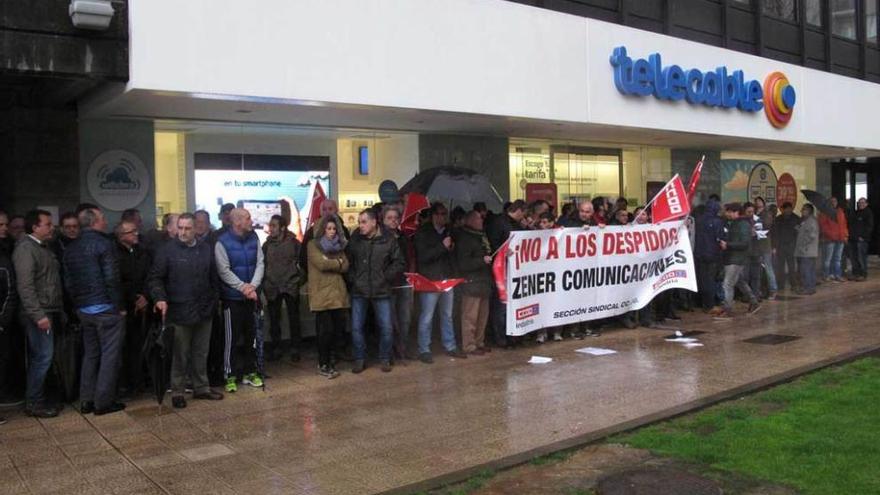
[502,222,696,336]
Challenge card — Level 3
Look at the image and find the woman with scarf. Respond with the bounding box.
[307,216,350,379]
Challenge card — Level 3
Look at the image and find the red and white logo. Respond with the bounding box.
[516,304,540,320]
[652,175,691,224]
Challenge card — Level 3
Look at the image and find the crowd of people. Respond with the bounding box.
[0,190,872,424]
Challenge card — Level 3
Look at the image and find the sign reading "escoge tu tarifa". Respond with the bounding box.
[609,46,796,128]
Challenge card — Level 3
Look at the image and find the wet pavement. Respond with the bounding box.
[2,277,879,495]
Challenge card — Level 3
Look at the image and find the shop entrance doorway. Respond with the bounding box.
[832,159,880,254]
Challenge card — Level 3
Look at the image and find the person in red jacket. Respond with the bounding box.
[818,196,849,282]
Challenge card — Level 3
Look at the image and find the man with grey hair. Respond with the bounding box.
[63,207,126,415]
[114,220,151,396]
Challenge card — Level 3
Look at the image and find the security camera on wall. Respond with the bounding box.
[69,0,115,31]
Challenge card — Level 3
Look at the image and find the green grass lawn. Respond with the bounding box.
[615,357,880,495]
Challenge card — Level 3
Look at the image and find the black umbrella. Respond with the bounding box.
[253,302,266,391]
[51,319,82,403]
[142,317,174,407]
[801,189,836,218]
[398,166,504,212]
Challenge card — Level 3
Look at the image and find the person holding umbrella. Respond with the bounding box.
[149,213,223,408]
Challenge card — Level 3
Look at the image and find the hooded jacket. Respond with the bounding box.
[694,200,724,262]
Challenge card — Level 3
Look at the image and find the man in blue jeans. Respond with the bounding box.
[414,203,468,364]
[63,207,127,415]
[12,210,64,418]
[346,209,405,373]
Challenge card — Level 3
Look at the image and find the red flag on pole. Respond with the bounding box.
[404,272,465,292]
[492,239,510,303]
[401,193,430,236]
[307,181,327,229]
[686,155,705,203]
[651,174,691,224]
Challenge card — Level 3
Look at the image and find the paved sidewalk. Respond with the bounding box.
[1,278,879,495]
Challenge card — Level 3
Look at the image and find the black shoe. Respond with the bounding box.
[666,313,682,321]
[0,416,6,425]
[418,352,434,364]
[352,360,365,374]
[193,390,224,401]
[747,303,762,314]
[80,401,95,414]
[94,402,126,416]
[380,361,392,373]
[26,406,59,418]
[172,396,187,409]
[445,349,468,359]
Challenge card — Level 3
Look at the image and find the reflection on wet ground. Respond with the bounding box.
[1,278,878,494]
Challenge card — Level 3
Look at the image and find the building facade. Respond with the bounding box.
[2,0,880,249]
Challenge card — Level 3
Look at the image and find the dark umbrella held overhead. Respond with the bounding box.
[142,316,174,408]
[398,166,504,212]
[801,189,836,218]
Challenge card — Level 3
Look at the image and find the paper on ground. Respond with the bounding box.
[665,337,699,343]
[683,343,704,348]
[575,347,618,356]
[528,356,553,364]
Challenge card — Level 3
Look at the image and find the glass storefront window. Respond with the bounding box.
[832,0,858,39]
[806,0,824,26]
[763,0,797,21]
[867,0,878,44]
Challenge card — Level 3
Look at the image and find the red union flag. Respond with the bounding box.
[307,181,327,228]
[652,174,691,223]
[405,272,465,292]
[492,239,510,303]
[686,156,704,202]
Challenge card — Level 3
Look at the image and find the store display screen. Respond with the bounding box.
[194,169,330,234]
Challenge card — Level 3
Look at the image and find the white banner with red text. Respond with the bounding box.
[504,223,696,336]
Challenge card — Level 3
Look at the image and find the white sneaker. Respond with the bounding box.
[553,330,563,341]
[536,331,547,344]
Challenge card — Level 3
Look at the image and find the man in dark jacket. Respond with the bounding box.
[414,203,467,364]
[262,214,303,362]
[215,208,264,392]
[849,197,874,280]
[772,202,800,290]
[13,210,62,417]
[63,207,126,416]
[694,199,724,311]
[485,200,526,347]
[558,200,598,228]
[453,211,493,355]
[346,208,405,373]
[0,249,18,421]
[150,213,223,408]
[114,220,152,396]
[382,206,414,361]
[716,203,760,319]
